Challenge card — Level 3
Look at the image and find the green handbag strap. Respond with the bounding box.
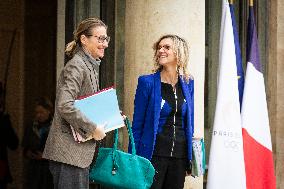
[113,117,136,155]
[111,117,136,172]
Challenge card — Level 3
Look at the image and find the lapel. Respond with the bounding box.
[179,76,191,119]
[179,76,190,103]
[153,72,161,134]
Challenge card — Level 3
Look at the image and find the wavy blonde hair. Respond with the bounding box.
[65,17,107,57]
[152,34,191,82]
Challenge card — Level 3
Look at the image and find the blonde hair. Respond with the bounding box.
[152,34,191,82]
[65,17,107,57]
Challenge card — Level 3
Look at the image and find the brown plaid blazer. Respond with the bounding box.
[43,49,100,168]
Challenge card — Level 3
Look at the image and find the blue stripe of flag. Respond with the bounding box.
[229,3,244,108]
[247,6,262,73]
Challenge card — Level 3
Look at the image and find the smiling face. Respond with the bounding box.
[156,38,177,68]
[81,26,109,59]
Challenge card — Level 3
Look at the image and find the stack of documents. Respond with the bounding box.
[71,87,124,143]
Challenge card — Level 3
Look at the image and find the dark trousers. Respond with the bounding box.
[150,156,187,189]
[0,183,7,189]
[24,160,53,189]
[49,161,89,189]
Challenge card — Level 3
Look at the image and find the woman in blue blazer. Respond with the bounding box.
[132,34,194,189]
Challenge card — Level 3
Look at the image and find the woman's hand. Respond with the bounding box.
[25,150,43,160]
[186,160,192,176]
[92,124,106,141]
[186,170,191,177]
[33,151,43,160]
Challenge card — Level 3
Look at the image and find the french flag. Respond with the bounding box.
[241,3,276,189]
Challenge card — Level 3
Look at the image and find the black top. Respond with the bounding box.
[153,81,187,158]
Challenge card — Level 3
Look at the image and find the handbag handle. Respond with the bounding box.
[113,117,136,155]
[111,117,136,174]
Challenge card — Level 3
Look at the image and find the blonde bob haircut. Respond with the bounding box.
[152,34,192,82]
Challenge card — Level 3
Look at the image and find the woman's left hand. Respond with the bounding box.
[186,160,192,176]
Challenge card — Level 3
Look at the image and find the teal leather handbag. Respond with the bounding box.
[89,118,155,189]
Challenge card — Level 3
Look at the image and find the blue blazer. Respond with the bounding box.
[131,71,194,161]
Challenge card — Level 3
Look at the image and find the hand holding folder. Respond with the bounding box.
[71,87,125,143]
[91,124,106,141]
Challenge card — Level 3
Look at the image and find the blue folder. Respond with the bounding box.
[74,87,124,132]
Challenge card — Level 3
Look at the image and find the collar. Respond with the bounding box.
[81,47,102,66]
